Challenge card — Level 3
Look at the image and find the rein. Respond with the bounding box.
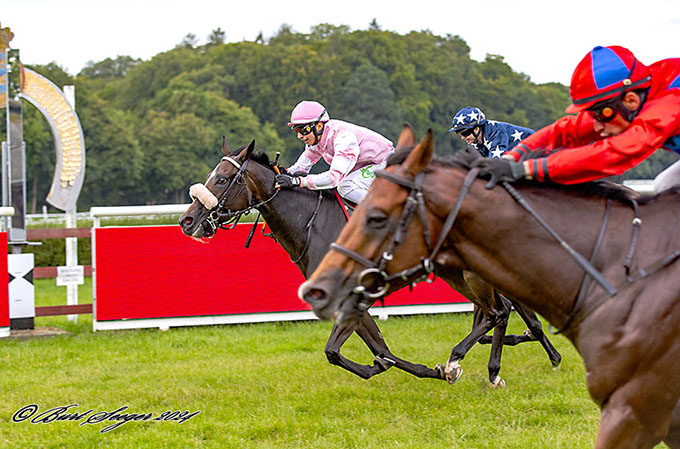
[500,181,680,334]
[290,191,324,264]
[501,181,617,297]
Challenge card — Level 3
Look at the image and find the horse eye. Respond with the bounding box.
[365,212,388,229]
[216,177,227,185]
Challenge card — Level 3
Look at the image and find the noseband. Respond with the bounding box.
[330,167,480,303]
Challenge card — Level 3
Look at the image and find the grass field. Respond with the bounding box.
[0,279,650,448]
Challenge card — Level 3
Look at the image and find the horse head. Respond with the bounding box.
[179,137,260,238]
[298,129,437,322]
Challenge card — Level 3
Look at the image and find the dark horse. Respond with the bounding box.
[179,128,560,387]
[299,130,680,448]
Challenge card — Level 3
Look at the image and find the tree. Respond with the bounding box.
[335,63,403,141]
[75,92,145,207]
[368,19,381,31]
[207,28,226,46]
[138,80,284,202]
[176,33,199,49]
[79,56,140,79]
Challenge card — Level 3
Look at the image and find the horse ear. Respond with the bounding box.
[237,139,256,160]
[403,129,434,176]
[246,140,256,158]
[221,136,231,156]
[395,122,416,151]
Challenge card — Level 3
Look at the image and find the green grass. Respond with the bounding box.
[0,281,631,448]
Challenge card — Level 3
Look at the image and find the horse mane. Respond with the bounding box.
[386,146,414,167]
[228,146,276,172]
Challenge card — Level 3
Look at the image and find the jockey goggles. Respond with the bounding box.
[291,108,327,136]
[587,98,618,123]
[457,127,477,137]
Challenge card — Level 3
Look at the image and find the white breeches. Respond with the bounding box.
[337,158,390,204]
[653,159,680,194]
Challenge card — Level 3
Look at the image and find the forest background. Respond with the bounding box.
[2,23,676,211]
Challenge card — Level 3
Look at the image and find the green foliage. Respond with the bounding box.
[23,24,671,211]
[79,56,141,79]
[335,63,403,139]
[21,238,91,266]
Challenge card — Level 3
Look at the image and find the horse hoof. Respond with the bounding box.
[523,329,535,340]
[490,376,506,389]
[551,356,562,369]
[444,360,463,385]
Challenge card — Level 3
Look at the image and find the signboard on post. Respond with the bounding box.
[56,265,84,287]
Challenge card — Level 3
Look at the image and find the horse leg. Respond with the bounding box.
[353,312,445,380]
[324,320,391,380]
[508,298,562,368]
[486,306,509,388]
[477,298,533,346]
[443,310,503,385]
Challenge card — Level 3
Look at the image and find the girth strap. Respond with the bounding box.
[552,199,612,334]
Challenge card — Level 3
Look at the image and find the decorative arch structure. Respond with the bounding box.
[20,67,85,211]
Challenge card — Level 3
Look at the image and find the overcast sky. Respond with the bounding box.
[4,0,680,85]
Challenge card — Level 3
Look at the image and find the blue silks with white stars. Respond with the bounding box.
[473,120,535,159]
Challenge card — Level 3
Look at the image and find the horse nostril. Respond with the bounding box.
[181,216,194,228]
[304,288,327,304]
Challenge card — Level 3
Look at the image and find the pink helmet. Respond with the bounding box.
[287,101,330,127]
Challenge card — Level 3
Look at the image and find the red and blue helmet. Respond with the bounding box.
[566,46,651,114]
[449,106,487,132]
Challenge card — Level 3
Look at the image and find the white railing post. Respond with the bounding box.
[63,86,79,322]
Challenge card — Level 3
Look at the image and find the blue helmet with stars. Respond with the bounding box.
[449,107,487,132]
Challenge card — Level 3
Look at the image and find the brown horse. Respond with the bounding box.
[179,127,560,388]
[299,130,680,448]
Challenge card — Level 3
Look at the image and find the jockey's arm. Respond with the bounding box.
[503,114,600,161]
[299,131,360,189]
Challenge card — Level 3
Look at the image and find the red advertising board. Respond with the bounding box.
[94,225,466,323]
[0,232,8,328]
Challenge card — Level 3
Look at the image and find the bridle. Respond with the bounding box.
[330,167,480,308]
[198,156,279,238]
[194,155,325,264]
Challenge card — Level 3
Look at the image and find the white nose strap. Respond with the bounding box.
[189,183,218,209]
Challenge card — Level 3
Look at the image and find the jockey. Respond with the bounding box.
[450,106,535,158]
[275,100,395,204]
[475,46,680,192]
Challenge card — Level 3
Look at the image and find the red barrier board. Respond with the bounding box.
[0,232,8,328]
[94,225,466,322]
